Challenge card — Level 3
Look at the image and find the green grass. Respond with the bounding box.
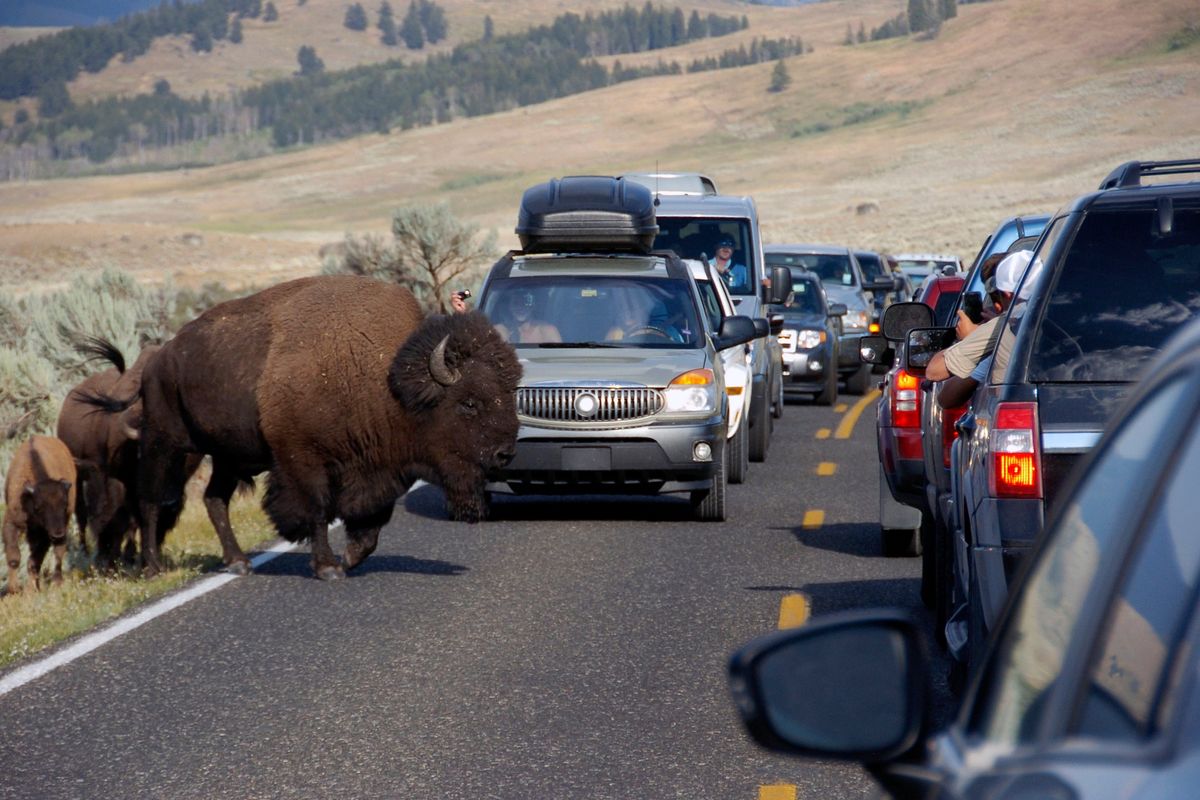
[0,492,278,669]
[1167,23,1200,52]
[788,99,931,139]
[438,171,511,192]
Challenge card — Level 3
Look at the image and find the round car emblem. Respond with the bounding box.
[574,392,599,418]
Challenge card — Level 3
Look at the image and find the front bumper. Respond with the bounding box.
[781,345,833,392]
[486,415,725,496]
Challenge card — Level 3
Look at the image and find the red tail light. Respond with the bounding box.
[892,370,921,428]
[989,402,1042,498]
[942,406,966,467]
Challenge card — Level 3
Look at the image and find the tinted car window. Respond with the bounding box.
[654,219,757,295]
[781,275,825,315]
[932,292,960,327]
[1029,207,1200,382]
[991,216,1070,382]
[857,253,885,282]
[482,276,704,348]
[768,253,856,287]
[969,376,1190,746]
[695,280,724,334]
[1075,397,1200,742]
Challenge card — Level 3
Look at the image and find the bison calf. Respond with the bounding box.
[3,436,77,595]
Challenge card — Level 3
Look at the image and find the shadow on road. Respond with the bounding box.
[774,522,884,558]
[404,483,695,522]
[253,551,468,578]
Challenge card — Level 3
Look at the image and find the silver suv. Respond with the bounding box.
[479,177,761,521]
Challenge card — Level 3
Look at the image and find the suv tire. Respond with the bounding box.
[749,389,770,462]
[814,369,838,406]
[691,445,727,522]
[727,421,749,485]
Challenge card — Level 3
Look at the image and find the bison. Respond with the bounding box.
[3,436,77,594]
[58,338,166,570]
[85,275,521,580]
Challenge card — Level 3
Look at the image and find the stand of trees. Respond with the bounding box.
[0,3,756,175]
[841,0,960,44]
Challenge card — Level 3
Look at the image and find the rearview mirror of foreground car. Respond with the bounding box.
[714,316,758,350]
[905,327,957,375]
[728,610,927,763]
[882,302,933,342]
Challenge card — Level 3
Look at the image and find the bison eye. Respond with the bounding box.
[458,398,479,416]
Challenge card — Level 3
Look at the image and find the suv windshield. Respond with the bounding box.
[767,253,857,287]
[1029,205,1200,382]
[856,253,886,283]
[775,274,824,316]
[481,276,703,348]
[653,218,757,296]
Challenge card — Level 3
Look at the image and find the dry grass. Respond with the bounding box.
[1,0,1199,287]
[0,485,278,668]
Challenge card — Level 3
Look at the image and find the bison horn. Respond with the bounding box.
[429,336,461,386]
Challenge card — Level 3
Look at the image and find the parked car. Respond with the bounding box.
[912,160,1200,670]
[772,268,845,405]
[894,252,964,290]
[729,310,1200,800]
[687,257,756,484]
[479,176,783,521]
[764,243,879,394]
[650,191,785,462]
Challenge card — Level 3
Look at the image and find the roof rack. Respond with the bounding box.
[1099,159,1200,190]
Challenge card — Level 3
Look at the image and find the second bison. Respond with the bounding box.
[88,275,521,580]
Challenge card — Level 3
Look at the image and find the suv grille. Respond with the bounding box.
[777,330,797,353]
[517,386,663,423]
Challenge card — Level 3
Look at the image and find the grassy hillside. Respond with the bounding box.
[1,0,1199,292]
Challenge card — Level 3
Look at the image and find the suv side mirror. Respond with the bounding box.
[766,266,793,305]
[904,327,956,375]
[714,316,758,350]
[865,278,894,294]
[768,313,785,336]
[828,302,848,317]
[882,302,934,342]
[858,335,890,365]
[752,318,769,339]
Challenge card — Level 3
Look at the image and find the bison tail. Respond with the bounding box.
[71,333,127,374]
[71,387,137,415]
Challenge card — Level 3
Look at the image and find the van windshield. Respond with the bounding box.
[653,218,757,296]
[481,276,704,349]
[767,253,857,288]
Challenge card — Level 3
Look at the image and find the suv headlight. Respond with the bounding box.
[796,329,825,349]
[843,310,869,331]
[662,369,717,416]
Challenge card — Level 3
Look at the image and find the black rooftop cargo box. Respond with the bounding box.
[516,176,659,253]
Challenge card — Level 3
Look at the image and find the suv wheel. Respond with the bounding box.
[691,445,727,522]
[814,369,838,406]
[771,368,784,419]
[748,389,770,463]
[727,422,749,485]
[845,363,872,395]
[881,525,921,557]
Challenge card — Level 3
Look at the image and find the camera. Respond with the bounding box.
[454,289,472,300]
[961,292,984,324]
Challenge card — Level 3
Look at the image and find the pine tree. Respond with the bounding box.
[857,22,866,43]
[482,14,493,42]
[263,2,278,22]
[153,77,172,96]
[37,80,72,117]
[344,3,368,31]
[767,58,790,93]
[230,17,243,43]
[400,1,424,49]
[297,44,324,75]
[418,0,447,43]
[907,0,935,32]
[843,23,853,45]
[939,0,958,19]
[687,10,704,40]
[191,25,213,52]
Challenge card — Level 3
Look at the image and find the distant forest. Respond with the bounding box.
[0,4,804,179]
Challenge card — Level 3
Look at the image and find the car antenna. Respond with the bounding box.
[653,160,660,207]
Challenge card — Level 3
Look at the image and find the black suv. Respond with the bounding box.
[909,159,1200,668]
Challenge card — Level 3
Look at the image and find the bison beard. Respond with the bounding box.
[85,276,520,581]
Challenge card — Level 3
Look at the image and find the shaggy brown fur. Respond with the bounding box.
[3,436,77,594]
[86,275,520,580]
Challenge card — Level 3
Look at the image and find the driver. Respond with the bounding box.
[494,290,562,344]
[712,235,748,292]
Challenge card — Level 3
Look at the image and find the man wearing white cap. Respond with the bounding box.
[927,250,1036,382]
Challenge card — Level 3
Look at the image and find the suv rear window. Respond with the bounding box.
[1029,206,1200,382]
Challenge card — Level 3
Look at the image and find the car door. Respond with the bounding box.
[932,368,1200,799]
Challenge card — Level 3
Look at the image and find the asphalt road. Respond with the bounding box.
[0,391,953,800]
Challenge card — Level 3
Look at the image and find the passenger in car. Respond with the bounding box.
[711,235,748,292]
[493,290,562,344]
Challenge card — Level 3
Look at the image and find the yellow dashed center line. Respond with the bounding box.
[816,462,837,476]
[815,428,831,439]
[802,509,825,529]
[759,784,798,800]
[834,388,882,439]
[777,593,811,629]
[834,403,848,413]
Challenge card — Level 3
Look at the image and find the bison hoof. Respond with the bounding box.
[315,564,345,582]
[224,560,253,577]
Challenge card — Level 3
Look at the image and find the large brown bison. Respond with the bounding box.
[85,275,521,580]
[58,338,164,570]
[3,436,77,594]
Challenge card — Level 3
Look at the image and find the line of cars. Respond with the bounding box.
[726,158,1200,799]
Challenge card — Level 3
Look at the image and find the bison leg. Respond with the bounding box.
[440,467,489,523]
[51,540,66,586]
[204,460,252,576]
[263,466,340,580]
[342,506,395,572]
[27,534,49,593]
[3,516,21,596]
[136,452,190,579]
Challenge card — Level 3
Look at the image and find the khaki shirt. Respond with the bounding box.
[943,316,1004,379]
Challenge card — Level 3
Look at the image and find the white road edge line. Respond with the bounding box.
[0,536,306,697]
